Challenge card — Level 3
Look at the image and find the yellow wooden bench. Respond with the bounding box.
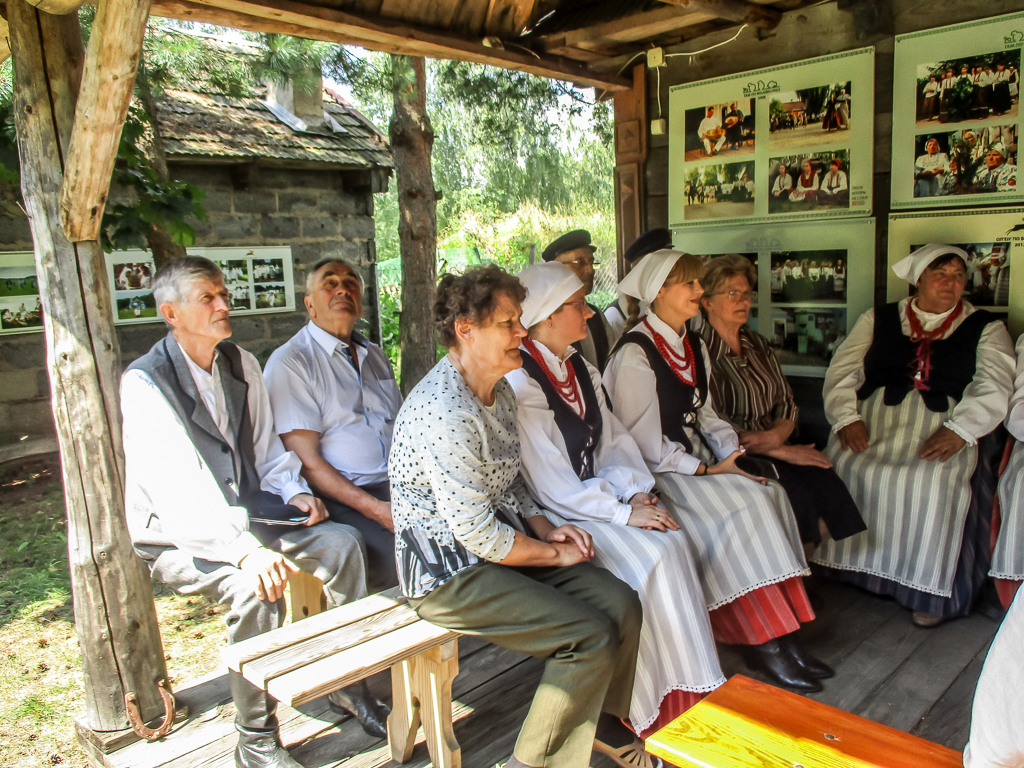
[646,675,963,768]
[224,581,462,768]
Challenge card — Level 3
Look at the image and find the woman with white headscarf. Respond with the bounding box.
[815,244,1016,628]
[603,250,829,694]
[509,262,725,749]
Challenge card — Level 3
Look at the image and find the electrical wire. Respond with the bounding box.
[665,23,750,63]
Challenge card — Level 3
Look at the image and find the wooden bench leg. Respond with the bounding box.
[288,571,326,622]
[387,639,460,768]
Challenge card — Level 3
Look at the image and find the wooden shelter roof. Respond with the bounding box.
[147,0,821,93]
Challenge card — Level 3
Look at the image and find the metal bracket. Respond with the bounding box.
[125,679,177,742]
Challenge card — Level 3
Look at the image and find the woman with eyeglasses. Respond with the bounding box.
[603,250,830,694]
[508,263,724,751]
[696,255,865,558]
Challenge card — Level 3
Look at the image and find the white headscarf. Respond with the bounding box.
[617,249,683,303]
[892,243,969,284]
[517,262,584,328]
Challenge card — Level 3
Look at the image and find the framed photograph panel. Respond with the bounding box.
[668,47,874,228]
[0,251,43,335]
[887,208,1024,337]
[892,12,1024,208]
[672,217,875,376]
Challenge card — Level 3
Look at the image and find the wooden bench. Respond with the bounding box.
[224,582,462,768]
[646,675,963,768]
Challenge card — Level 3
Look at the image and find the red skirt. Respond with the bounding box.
[708,577,815,645]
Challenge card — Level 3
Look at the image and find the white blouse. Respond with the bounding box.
[603,311,740,476]
[1004,333,1024,441]
[507,341,655,527]
[823,298,1016,444]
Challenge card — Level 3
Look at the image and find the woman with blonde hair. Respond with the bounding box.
[603,250,828,692]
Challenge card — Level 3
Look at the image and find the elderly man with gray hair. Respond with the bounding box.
[121,257,388,768]
[264,259,402,592]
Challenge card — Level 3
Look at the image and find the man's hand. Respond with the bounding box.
[768,444,833,469]
[545,524,594,558]
[627,492,679,532]
[919,426,967,462]
[371,499,395,533]
[288,493,328,526]
[838,421,870,453]
[239,548,300,602]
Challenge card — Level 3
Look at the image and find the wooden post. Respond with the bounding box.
[59,0,151,243]
[8,0,168,733]
[390,55,438,394]
[613,63,648,279]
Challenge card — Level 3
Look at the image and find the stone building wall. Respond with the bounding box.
[0,163,384,440]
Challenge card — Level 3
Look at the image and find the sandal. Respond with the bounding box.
[594,737,663,768]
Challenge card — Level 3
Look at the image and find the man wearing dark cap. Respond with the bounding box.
[605,228,673,338]
[541,229,618,370]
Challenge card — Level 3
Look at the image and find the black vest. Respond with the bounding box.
[857,302,997,413]
[521,349,603,480]
[572,303,610,371]
[610,330,709,453]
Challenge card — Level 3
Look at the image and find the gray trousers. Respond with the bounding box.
[139,521,367,645]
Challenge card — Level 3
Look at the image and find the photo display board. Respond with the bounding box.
[673,218,876,376]
[892,12,1024,209]
[668,47,874,228]
[888,208,1024,337]
[106,245,295,325]
[0,251,42,335]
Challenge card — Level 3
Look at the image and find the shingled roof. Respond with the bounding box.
[153,86,393,170]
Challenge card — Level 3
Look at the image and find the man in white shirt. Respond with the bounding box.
[698,106,726,156]
[265,260,402,592]
[122,258,388,767]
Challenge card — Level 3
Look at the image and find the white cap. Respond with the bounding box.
[517,262,584,328]
[892,243,969,284]
[617,249,683,303]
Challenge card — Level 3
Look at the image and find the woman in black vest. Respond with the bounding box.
[816,244,1016,628]
[508,263,725,747]
[603,250,830,693]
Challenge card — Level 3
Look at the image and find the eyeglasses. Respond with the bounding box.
[559,299,589,312]
[562,257,600,269]
[707,290,754,302]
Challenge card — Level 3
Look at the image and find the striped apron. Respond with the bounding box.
[994,439,1024,581]
[814,389,976,597]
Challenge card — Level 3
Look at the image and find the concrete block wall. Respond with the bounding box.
[0,163,385,439]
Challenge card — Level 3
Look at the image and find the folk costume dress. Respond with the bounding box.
[695,317,866,546]
[603,311,814,645]
[509,338,725,738]
[814,295,1015,618]
[991,332,1024,609]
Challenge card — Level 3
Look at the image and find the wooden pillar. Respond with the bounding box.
[613,63,648,279]
[390,54,438,394]
[8,0,168,733]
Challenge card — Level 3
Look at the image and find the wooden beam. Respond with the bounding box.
[656,0,781,29]
[25,0,83,14]
[146,0,631,91]
[7,0,168,732]
[59,0,150,242]
[540,6,716,51]
[0,16,9,64]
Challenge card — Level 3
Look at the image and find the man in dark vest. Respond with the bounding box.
[542,229,617,370]
[121,258,388,768]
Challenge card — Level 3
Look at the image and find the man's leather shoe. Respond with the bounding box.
[783,637,834,679]
[912,611,946,628]
[742,638,822,692]
[327,680,390,739]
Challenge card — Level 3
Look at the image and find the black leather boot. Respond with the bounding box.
[741,638,822,692]
[326,679,390,739]
[229,670,302,768]
[783,637,834,679]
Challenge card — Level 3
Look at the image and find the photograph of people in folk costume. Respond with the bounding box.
[768,150,850,214]
[912,125,1017,198]
[770,250,847,302]
[217,259,252,310]
[683,99,755,162]
[114,262,153,291]
[915,51,1020,125]
[769,82,851,151]
[683,161,755,221]
[909,242,1010,307]
[767,307,847,368]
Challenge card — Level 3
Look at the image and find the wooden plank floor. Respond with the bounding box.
[94,580,1002,768]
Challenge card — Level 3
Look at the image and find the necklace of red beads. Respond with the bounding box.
[522,338,584,417]
[905,300,963,391]
[643,318,696,386]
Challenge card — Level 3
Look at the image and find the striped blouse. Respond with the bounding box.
[698,320,798,433]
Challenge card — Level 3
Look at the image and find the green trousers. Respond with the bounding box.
[409,561,642,768]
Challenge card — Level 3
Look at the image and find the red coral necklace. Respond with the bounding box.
[522,338,584,416]
[905,300,963,391]
[643,318,696,385]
